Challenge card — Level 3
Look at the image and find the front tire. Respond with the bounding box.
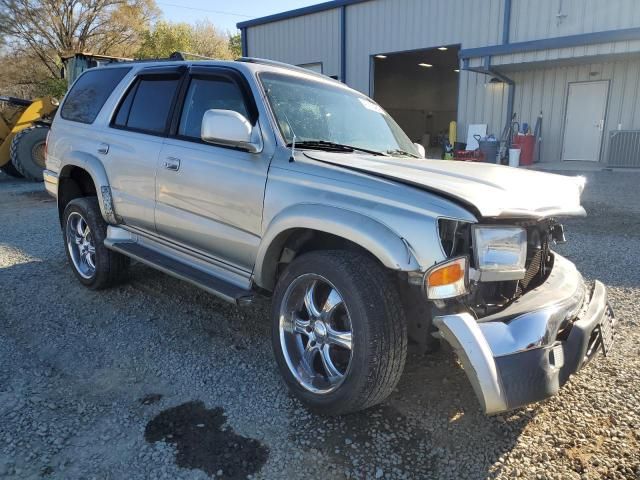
[62,197,129,289]
[271,250,407,415]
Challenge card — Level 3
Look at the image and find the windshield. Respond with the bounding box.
[259,72,419,157]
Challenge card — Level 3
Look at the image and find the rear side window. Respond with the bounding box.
[60,67,131,124]
[113,75,181,135]
[178,77,249,139]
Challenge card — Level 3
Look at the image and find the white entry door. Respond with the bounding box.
[562,80,609,161]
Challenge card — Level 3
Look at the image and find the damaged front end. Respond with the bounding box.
[436,217,565,316]
[428,217,615,414]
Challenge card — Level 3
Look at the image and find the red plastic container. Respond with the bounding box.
[513,134,536,166]
[453,149,481,162]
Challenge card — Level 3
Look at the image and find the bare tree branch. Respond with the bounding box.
[0,0,159,76]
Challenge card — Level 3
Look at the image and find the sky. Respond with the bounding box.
[156,0,321,33]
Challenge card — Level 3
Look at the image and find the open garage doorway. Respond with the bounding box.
[372,46,460,158]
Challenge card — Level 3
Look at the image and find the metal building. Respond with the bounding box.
[238,0,640,167]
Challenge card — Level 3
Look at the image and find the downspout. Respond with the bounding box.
[502,0,514,143]
[485,58,516,142]
[502,0,512,44]
[241,27,248,57]
[340,5,347,83]
[462,56,515,145]
[459,0,515,145]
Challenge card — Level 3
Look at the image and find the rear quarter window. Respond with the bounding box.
[60,67,131,124]
[112,74,182,135]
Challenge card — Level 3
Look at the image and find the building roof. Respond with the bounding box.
[237,0,370,29]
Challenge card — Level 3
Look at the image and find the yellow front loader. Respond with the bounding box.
[0,95,59,181]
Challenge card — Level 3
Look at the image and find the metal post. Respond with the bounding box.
[340,5,347,83]
[502,0,512,44]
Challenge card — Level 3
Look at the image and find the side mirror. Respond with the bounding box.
[413,142,426,158]
[201,109,261,153]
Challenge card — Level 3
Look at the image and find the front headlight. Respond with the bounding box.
[472,226,527,281]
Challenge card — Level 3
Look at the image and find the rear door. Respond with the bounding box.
[101,66,185,232]
[155,66,271,272]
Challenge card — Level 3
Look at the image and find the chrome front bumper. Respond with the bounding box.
[434,254,614,414]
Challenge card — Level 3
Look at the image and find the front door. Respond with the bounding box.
[562,80,609,162]
[155,67,272,273]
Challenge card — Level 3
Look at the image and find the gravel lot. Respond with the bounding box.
[1,170,639,480]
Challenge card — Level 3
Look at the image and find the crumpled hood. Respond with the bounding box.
[303,151,586,219]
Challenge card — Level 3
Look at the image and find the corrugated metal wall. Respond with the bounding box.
[492,40,640,66]
[345,0,504,94]
[244,0,640,163]
[463,58,640,163]
[246,9,342,78]
[457,71,509,145]
[510,0,640,42]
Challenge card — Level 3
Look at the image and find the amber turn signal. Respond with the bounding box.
[425,257,469,300]
[428,261,464,286]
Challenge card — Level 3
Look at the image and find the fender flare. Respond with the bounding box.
[58,151,117,224]
[254,203,421,290]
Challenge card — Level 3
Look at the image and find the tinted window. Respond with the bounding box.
[60,67,130,124]
[178,77,248,139]
[113,76,181,134]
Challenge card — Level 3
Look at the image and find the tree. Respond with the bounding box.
[136,20,235,60]
[0,0,159,77]
[229,32,242,58]
[0,50,57,98]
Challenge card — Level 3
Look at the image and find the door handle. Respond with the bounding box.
[97,143,109,155]
[163,157,181,171]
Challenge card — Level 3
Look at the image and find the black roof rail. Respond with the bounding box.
[123,52,219,64]
[236,57,336,81]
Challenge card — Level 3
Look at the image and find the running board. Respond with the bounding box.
[106,241,254,305]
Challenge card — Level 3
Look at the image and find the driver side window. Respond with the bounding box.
[178,77,249,139]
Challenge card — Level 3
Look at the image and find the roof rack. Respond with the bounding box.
[170,51,221,61]
[236,57,336,81]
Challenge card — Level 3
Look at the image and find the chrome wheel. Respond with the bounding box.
[66,212,96,279]
[279,274,353,394]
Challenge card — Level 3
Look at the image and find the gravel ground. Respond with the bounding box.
[1,170,639,480]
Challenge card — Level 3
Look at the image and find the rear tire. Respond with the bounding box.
[10,125,49,181]
[271,250,407,415]
[62,197,130,289]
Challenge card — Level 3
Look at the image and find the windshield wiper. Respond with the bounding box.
[287,140,387,156]
[386,149,420,158]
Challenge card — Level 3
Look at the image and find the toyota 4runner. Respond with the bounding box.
[44,58,615,415]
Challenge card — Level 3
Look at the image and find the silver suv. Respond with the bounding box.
[44,58,615,415]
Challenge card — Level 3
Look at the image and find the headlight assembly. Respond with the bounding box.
[472,225,527,281]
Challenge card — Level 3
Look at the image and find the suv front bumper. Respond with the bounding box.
[434,254,615,414]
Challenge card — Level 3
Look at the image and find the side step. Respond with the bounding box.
[107,241,254,305]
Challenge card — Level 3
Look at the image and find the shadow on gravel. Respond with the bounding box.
[290,347,534,478]
[144,401,269,479]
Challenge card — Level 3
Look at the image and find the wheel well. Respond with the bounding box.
[57,167,96,226]
[263,228,380,291]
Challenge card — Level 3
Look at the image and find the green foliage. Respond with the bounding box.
[136,20,234,60]
[35,78,68,99]
[229,33,242,58]
[137,21,193,59]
